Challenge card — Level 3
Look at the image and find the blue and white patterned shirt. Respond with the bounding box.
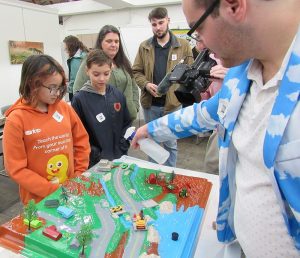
[147,26,300,252]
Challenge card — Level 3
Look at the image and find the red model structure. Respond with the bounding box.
[42,225,62,241]
[147,173,157,184]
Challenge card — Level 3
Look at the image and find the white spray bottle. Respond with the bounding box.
[125,126,170,165]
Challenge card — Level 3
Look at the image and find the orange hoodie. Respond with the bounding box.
[3,99,90,204]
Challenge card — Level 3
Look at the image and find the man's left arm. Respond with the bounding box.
[132,95,220,147]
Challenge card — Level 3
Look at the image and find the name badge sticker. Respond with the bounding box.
[217,99,229,119]
[171,54,177,61]
[96,113,106,123]
[53,111,63,123]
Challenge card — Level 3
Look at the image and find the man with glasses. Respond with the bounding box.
[132,0,300,256]
[191,33,206,60]
[132,7,192,167]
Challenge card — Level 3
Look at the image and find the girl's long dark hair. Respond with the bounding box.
[63,35,89,57]
[95,25,133,77]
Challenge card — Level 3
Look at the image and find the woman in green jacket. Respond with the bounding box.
[73,25,139,121]
[63,35,88,101]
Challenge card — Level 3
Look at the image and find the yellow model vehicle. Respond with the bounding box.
[110,205,123,214]
[133,212,148,231]
[135,219,147,230]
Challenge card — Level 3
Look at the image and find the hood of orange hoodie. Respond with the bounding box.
[5,98,60,117]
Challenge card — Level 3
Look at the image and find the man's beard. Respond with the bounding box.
[155,26,169,39]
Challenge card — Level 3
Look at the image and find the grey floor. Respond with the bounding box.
[0,121,210,225]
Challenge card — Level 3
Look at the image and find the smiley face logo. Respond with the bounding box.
[46,154,69,184]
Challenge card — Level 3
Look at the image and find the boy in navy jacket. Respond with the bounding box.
[72,49,132,167]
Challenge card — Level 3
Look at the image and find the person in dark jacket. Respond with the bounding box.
[72,49,131,167]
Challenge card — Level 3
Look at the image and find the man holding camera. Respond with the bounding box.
[132,7,192,167]
[133,0,300,257]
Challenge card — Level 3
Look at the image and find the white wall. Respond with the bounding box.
[0,0,61,108]
[61,4,189,63]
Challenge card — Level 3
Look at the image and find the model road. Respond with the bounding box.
[39,202,114,257]
[113,167,146,258]
[38,211,81,233]
[89,203,115,257]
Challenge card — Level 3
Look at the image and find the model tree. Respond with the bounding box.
[179,188,188,198]
[165,171,176,191]
[60,186,69,203]
[76,223,93,258]
[23,199,38,232]
[170,170,175,183]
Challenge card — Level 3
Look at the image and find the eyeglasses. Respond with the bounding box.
[41,84,66,95]
[187,0,220,42]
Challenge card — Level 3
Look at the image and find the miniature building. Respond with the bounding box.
[148,173,157,184]
[43,225,62,241]
[70,238,80,249]
[57,206,74,219]
[23,218,42,229]
[96,159,112,172]
[44,199,60,208]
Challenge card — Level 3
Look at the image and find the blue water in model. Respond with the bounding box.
[153,205,204,258]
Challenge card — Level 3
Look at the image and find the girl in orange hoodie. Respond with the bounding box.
[3,55,90,204]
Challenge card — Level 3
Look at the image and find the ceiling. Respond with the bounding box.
[18,0,181,16]
[20,0,80,5]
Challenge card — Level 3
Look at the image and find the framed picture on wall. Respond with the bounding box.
[8,40,44,64]
[171,29,195,48]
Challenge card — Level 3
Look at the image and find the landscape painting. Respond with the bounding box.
[171,29,195,47]
[8,40,44,64]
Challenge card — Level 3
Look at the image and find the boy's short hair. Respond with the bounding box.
[148,7,168,21]
[86,49,112,69]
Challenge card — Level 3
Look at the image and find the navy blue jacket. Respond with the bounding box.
[72,83,132,166]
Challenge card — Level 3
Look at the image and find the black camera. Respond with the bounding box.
[157,49,217,106]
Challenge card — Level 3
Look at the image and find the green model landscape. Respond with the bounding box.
[21,162,178,258]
